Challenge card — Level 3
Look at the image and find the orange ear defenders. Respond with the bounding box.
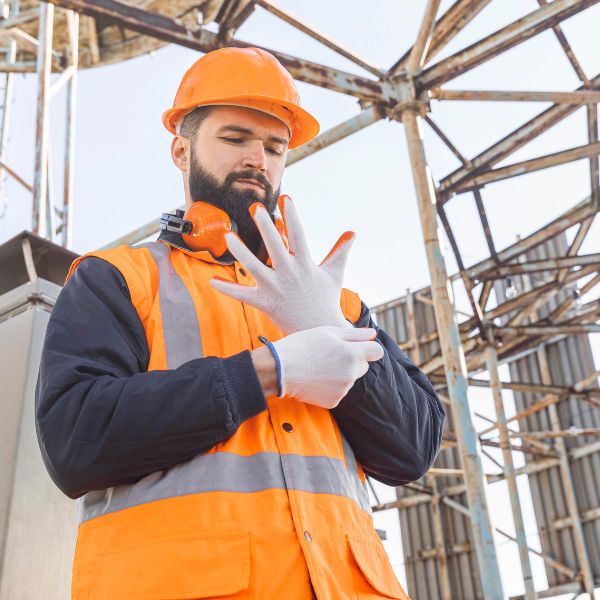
[160,198,290,259]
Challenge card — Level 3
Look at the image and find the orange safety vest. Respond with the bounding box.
[67,240,410,600]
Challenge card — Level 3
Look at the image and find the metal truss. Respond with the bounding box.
[3,1,599,597]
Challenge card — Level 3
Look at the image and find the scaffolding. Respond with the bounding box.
[1,1,599,597]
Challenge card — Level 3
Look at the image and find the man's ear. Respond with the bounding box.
[171,135,189,172]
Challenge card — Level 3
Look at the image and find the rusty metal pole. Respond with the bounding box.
[484,339,537,599]
[588,103,599,204]
[405,289,422,364]
[427,474,452,600]
[32,0,54,236]
[0,0,19,204]
[62,9,78,248]
[401,108,505,598]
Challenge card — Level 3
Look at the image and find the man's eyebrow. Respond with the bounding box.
[217,124,289,146]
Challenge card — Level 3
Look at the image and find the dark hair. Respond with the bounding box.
[179,106,214,140]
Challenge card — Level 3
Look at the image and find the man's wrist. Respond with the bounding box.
[250,346,278,398]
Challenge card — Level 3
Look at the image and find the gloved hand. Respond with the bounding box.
[270,326,384,409]
[210,195,355,334]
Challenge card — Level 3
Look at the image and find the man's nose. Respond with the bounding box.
[242,140,267,171]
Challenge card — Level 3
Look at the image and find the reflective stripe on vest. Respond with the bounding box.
[78,242,371,523]
[138,242,204,369]
[79,450,371,523]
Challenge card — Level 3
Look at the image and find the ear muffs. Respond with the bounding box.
[181,201,236,256]
[160,198,290,260]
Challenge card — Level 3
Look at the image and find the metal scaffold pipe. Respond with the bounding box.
[401,108,505,599]
[484,341,536,599]
[32,0,53,237]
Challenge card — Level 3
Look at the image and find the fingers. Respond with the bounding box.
[224,231,269,280]
[250,203,288,269]
[336,326,377,342]
[362,340,384,362]
[320,231,355,280]
[327,326,383,361]
[278,195,311,259]
[210,276,258,304]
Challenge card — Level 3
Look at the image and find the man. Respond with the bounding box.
[36,47,445,599]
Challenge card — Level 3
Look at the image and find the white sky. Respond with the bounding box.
[2,1,600,598]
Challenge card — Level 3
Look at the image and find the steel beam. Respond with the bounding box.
[401,107,504,598]
[0,0,17,203]
[443,497,576,581]
[589,104,599,204]
[484,341,536,598]
[405,289,422,364]
[427,475,452,600]
[32,1,53,236]
[464,196,598,280]
[62,9,78,248]
[389,0,492,73]
[537,0,590,85]
[286,105,384,166]
[499,324,600,337]
[47,0,385,102]
[487,253,600,277]
[431,88,600,104]
[405,0,441,75]
[419,0,600,88]
[424,115,468,165]
[0,158,31,192]
[510,428,600,439]
[453,141,600,193]
[0,5,36,28]
[440,74,600,196]
[254,0,385,78]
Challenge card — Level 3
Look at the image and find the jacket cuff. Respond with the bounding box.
[220,350,268,424]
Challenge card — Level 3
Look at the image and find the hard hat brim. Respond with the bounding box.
[162,95,320,150]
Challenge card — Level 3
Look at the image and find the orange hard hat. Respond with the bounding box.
[162,47,320,149]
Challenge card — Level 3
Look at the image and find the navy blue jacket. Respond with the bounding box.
[36,236,445,499]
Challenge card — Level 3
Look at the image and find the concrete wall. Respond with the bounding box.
[0,234,78,599]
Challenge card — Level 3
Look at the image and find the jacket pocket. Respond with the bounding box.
[347,533,410,599]
[90,531,251,600]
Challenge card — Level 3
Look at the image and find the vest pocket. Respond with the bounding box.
[90,531,251,599]
[347,533,410,599]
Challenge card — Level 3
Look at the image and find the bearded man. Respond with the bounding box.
[36,47,445,600]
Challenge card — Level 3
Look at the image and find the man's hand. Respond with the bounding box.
[210,195,355,334]
[271,326,383,409]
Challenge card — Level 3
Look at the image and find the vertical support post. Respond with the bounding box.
[62,9,78,248]
[0,0,19,203]
[406,289,422,364]
[536,347,595,595]
[588,103,599,205]
[484,340,537,599]
[427,474,452,599]
[401,108,505,599]
[33,1,54,237]
[45,144,55,241]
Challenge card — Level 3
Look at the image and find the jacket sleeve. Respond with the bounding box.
[333,301,446,486]
[35,257,267,499]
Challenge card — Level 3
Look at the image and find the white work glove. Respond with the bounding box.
[210,195,355,334]
[270,326,384,409]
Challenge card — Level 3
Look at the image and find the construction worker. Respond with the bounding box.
[35,47,445,599]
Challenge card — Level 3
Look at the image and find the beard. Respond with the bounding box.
[188,146,279,256]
